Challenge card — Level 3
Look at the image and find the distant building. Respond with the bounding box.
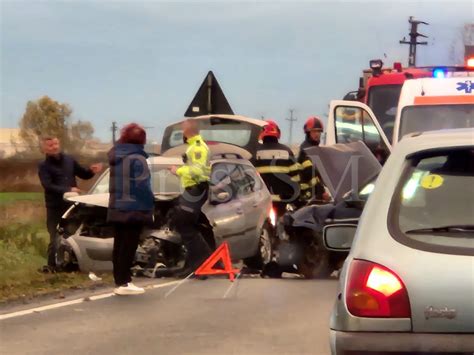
[0,128,27,158]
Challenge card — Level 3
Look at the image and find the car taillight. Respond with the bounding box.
[346,259,411,318]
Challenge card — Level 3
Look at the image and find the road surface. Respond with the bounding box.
[1,277,338,355]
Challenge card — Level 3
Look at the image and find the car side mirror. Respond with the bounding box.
[63,191,80,201]
[323,224,357,251]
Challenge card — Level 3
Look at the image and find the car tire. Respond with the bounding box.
[244,222,274,270]
[298,233,331,279]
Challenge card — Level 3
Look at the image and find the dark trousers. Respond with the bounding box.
[176,182,211,269]
[113,223,143,286]
[46,207,67,267]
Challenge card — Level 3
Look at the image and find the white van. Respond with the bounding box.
[325,75,474,161]
[393,77,474,142]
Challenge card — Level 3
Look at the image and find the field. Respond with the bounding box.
[0,193,112,303]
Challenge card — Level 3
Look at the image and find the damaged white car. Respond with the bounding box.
[57,145,274,276]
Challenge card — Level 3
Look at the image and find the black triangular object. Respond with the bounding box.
[184,71,234,117]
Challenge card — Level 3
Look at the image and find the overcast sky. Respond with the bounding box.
[1,0,472,144]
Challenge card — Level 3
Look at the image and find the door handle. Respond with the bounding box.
[236,208,243,215]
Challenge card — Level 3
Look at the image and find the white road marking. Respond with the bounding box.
[0,280,180,321]
[223,272,242,299]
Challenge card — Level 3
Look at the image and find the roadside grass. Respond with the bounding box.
[0,192,43,205]
[0,223,113,303]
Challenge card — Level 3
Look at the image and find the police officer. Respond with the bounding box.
[159,119,212,278]
[38,136,103,272]
[252,120,300,215]
[298,116,327,202]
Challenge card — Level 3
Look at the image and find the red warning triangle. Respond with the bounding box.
[195,242,240,281]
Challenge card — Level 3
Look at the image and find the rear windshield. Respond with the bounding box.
[389,148,474,255]
[166,119,255,148]
[399,104,474,140]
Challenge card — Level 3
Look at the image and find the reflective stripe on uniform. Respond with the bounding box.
[256,149,290,160]
[291,174,300,182]
[289,163,300,172]
[300,176,319,190]
[302,159,313,168]
[256,166,291,174]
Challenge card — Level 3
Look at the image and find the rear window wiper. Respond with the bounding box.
[405,225,474,234]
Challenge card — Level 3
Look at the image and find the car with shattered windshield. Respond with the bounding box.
[57,144,274,275]
[328,128,474,354]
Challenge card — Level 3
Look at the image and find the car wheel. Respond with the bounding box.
[57,242,79,272]
[244,222,274,270]
[298,234,330,279]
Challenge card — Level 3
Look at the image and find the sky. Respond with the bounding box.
[1,0,472,144]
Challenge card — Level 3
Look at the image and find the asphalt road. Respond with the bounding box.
[1,277,338,355]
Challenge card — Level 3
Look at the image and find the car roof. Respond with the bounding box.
[401,76,473,96]
[398,128,474,151]
[167,114,267,128]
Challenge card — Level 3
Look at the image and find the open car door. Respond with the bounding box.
[325,100,392,163]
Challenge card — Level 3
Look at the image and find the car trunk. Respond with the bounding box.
[401,249,474,333]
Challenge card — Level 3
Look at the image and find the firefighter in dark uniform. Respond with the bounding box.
[156,119,212,278]
[298,116,327,202]
[252,120,300,215]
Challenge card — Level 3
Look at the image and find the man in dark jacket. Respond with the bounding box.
[38,137,103,272]
[298,116,327,202]
[107,123,154,295]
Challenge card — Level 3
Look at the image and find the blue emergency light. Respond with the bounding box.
[433,68,446,78]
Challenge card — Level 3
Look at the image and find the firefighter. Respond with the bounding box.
[298,116,326,202]
[252,120,300,215]
[157,119,212,278]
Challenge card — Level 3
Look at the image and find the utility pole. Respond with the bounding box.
[399,16,429,67]
[111,121,118,144]
[285,109,297,146]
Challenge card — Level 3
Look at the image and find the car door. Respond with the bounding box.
[234,163,269,257]
[202,162,248,259]
[325,100,392,162]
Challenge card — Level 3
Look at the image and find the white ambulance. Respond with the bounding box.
[325,73,474,162]
[393,76,474,142]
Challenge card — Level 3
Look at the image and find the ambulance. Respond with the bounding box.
[393,76,474,142]
[325,66,474,163]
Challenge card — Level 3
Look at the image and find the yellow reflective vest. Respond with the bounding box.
[176,135,211,188]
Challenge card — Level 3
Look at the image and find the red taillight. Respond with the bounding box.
[269,207,276,227]
[346,260,411,318]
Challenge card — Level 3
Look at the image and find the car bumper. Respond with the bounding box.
[330,329,474,354]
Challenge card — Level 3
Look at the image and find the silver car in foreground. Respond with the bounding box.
[326,129,474,354]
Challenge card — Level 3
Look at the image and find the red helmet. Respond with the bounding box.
[304,116,324,133]
[259,119,281,140]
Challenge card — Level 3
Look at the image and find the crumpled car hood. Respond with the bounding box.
[66,193,109,208]
[304,141,381,203]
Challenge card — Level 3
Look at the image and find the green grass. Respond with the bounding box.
[0,223,113,303]
[0,192,43,205]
